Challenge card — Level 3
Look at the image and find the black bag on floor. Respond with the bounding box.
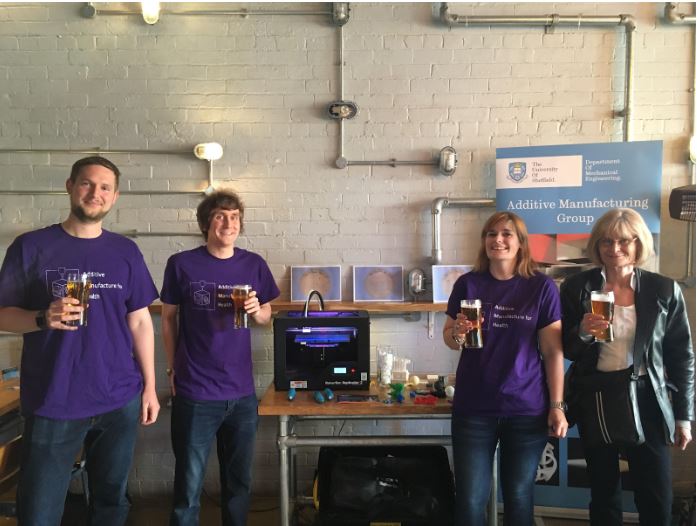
[316,446,454,526]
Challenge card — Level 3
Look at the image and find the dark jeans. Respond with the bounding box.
[451,414,548,526]
[584,377,672,526]
[17,394,141,526]
[170,394,258,526]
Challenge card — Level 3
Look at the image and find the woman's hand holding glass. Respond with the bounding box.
[452,312,484,346]
[580,312,610,341]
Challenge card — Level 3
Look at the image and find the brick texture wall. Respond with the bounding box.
[0,2,694,498]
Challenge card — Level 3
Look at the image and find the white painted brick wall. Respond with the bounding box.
[0,0,694,499]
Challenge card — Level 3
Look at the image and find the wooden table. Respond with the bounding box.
[0,378,19,417]
[0,378,21,494]
[259,382,498,526]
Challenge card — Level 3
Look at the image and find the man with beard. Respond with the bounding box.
[0,156,160,526]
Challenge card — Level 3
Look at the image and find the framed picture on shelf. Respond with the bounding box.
[290,265,342,302]
[432,265,473,303]
[353,265,404,302]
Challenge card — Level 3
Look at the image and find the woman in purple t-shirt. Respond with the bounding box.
[442,211,568,526]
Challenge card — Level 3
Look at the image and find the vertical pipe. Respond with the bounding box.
[689,29,696,280]
[431,197,496,264]
[278,416,290,526]
[432,198,446,264]
[623,20,636,141]
[339,24,345,160]
[339,24,345,100]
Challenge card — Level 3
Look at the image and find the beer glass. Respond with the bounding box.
[460,299,484,349]
[66,272,91,327]
[231,284,252,329]
[590,290,614,342]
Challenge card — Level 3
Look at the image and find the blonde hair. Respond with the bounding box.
[586,208,654,267]
[473,211,537,278]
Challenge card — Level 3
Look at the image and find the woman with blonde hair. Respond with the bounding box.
[560,208,694,525]
[443,211,567,526]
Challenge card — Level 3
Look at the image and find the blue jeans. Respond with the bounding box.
[170,394,258,526]
[17,394,141,526]
[451,415,548,526]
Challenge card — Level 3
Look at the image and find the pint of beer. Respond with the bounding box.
[66,272,91,327]
[590,290,614,342]
[231,284,252,329]
[460,299,483,349]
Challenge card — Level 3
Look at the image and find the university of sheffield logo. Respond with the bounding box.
[508,162,527,183]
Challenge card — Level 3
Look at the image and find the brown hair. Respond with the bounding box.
[70,156,120,188]
[586,208,654,267]
[196,190,245,241]
[473,211,537,278]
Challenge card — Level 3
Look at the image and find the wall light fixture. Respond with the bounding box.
[141,0,161,25]
[438,146,458,176]
[193,142,224,162]
[193,143,224,194]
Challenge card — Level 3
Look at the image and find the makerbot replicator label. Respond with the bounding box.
[325,379,365,387]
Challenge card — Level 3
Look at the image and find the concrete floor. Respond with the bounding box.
[0,482,599,526]
[0,494,594,526]
[122,496,593,526]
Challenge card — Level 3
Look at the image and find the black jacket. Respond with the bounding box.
[560,267,695,443]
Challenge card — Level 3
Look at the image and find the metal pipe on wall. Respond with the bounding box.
[0,147,208,238]
[664,2,696,24]
[664,2,696,284]
[0,190,203,196]
[118,231,201,238]
[664,2,696,166]
[431,197,496,264]
[0,147,208,197]
[622,20,635,141]
[333,9,450,172]
[83,4,332,18]
[440,3,636,142]
[0,147,190,156]
[348,160,439,167]
[339,24,346,161]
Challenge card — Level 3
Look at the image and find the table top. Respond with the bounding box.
[0,378,20,417]
[258,382,452,417]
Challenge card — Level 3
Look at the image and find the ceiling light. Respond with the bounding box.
[141,0,161,25]
[193,143,223,162]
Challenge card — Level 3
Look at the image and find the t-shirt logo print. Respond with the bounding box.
[46,267,80,298]
[191,281,216,311]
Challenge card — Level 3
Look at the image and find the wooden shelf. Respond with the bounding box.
[148,301,444,315]
[269,301,444,313]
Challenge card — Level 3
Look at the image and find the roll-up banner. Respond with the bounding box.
[496,140,662,264]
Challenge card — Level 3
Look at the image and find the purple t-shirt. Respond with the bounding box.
[446,270,561,418]
[0,224,158,419]
[160,246,280,401]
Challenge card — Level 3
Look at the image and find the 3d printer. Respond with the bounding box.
[273,308,370,391]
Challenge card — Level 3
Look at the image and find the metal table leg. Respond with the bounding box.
[278,415,291,526]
